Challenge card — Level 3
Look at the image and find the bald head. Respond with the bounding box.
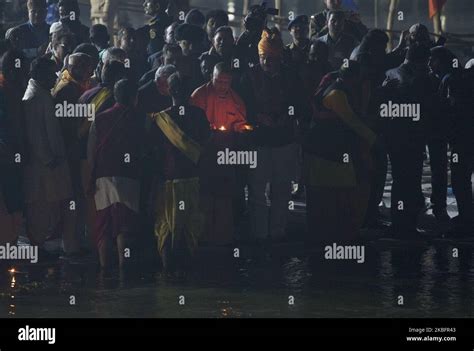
[212,62,232,96]
[68,53,94,82]
[213,62,231,76]
[155,64,177,96]
[68,52,90,66]
[5,27,23,49]
[155,64,177,81]
[102,47,127,64]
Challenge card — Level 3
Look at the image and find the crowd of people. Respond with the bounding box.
[0,0,473,273]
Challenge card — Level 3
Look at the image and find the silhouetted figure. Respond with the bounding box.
[310,0,367,41]
[380,45,437,238]
[314,10,358,70]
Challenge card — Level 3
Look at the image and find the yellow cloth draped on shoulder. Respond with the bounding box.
[304,88,374,243]
[53,69,90,95]
[91,87,112,112]
[150,111,205,255]
[149,111,202,164]
[78,88,112,138]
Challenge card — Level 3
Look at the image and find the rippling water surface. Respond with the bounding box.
[1,240,473,318]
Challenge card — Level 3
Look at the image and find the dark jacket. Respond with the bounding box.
[235,30,261,69]
[315,33,358,69]
[0,86,24,213]
[137,12,173,56]
[137,79,173,114]
[60,19,90,44]
[137,79,173,155]
[379,62,438,140]
[283,39,311,68]
[15,21,50,59]
[238,65,303,147]
[438,68,474,143]
[310,9,367,41]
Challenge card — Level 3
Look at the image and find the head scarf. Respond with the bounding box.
[258,27,284,58]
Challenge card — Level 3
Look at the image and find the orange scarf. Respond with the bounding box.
[258,28,284,58]
[56,69,91,94]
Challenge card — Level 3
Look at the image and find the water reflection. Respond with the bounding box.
[378,250,395,311]
[416,247,437,314]
[1,240,473,318]
[9,268,16,316]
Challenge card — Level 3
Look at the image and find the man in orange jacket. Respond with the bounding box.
[191,62,247,132]
[190,62,248,246]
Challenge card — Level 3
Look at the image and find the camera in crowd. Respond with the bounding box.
[244,1,279,32]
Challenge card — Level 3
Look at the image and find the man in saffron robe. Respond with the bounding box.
[149,72,210,273]
[87,79,142,269]
[191,62,247,132]
[191,62,248,245]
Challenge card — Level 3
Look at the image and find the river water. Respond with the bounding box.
[1,240,474,318]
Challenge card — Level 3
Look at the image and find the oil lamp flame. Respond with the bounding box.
[243,124,254,131]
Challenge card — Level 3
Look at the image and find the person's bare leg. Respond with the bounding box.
[175,237,189,277]
[61,199,81,255]
[117,233,132,269]
[160,236,174,274]
[26,201,53,246]
[98,238,112,271]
